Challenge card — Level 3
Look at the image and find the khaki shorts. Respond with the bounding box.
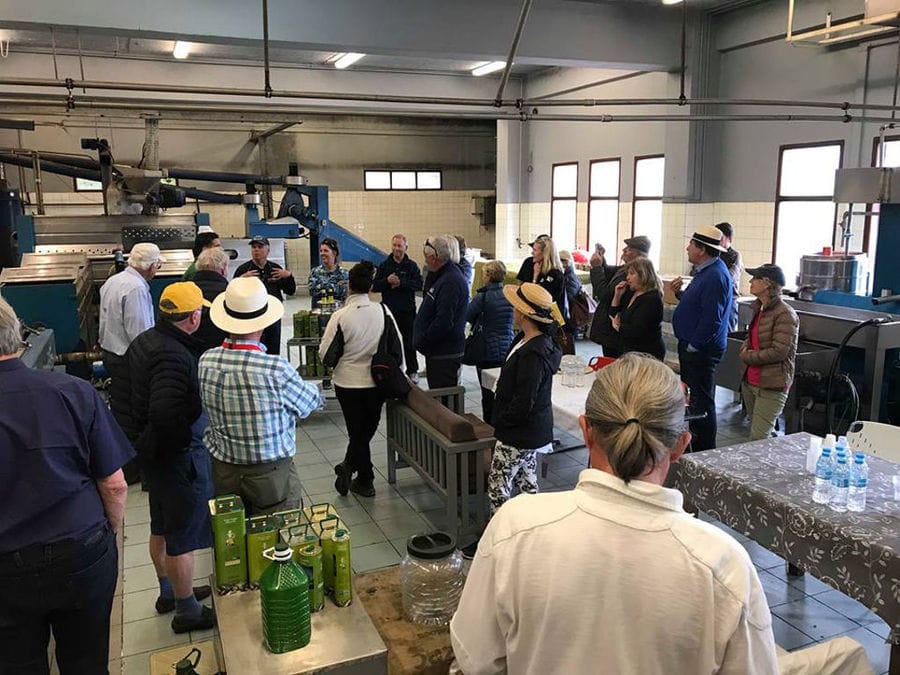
[211,456,302,516]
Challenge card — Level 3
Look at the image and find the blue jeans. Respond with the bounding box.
[0,525,118,674]
[678,341,725,452]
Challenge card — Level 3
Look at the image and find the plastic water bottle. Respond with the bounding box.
[848,453,869,512]
[835,435,849,461]
[830,454,850,512]
[812,446,834,504]
[259,543,311,653]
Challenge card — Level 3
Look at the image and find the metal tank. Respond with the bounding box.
[798,253,868,297]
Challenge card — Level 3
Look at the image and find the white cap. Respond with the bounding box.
[824,433,837,448]
[197,225,214,234]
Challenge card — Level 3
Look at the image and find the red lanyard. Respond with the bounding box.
[221,340,263,352]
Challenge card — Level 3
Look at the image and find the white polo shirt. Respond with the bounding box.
[450,469,778,675]
[319,294,405,389]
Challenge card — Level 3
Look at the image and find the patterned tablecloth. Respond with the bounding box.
[669,433,900,643]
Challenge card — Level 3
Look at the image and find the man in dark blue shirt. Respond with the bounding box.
[373,234,423,379]
[671,225,733,451]
[0,297,132,674]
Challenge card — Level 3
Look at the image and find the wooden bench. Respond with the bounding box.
[385,387,494,543]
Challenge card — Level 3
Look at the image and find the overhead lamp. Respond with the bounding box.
[471,61,507,77]
[662,0,683,4]
[333,52,365,69]
[172,41,191,59]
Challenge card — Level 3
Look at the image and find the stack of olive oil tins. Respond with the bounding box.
[216,500,352,613]
[293,310,333,378]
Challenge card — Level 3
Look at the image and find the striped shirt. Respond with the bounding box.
[199,339,324,464]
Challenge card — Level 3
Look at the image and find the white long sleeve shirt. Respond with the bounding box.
[98,266,154,356]
[319,293,405,388]
[450,469,779,675]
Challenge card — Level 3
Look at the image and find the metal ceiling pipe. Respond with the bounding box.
[522,97,900,111]
[495,0,534,106]
[519,112,900,122]
[0,76,512,108]
[166,168,284,185]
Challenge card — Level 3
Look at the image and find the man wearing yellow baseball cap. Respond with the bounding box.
[117,282,217,634]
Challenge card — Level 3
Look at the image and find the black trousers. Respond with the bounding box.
[335,386,385,482]
[678,341,725,452]
[392,310,418,375]
[261,320,282,356]
[0,525,118,675]
[425,356,461,389]
[476,362,503,424]
[102,351,142,485]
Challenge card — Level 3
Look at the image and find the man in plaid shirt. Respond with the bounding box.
[200,277,323,515]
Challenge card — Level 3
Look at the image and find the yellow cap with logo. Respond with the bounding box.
[159,282,211,314]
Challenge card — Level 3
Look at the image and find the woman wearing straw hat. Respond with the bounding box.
[482,283,562,530]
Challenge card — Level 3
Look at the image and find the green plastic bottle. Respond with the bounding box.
[259,543,312,653]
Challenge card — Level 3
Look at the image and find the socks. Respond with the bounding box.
[174,593,203,619]
[158,576,174,599]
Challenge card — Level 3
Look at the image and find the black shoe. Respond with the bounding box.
[171,604,216,634]
[349,477,376,498]
[461,540,479,560]
[334,462,351,496]
[155,585,212,614]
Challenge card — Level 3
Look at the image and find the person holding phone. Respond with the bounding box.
[233,236,296,355]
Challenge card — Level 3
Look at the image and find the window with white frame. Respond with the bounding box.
[774,142,843,288]
[588,158,620,252]
[632,155,665,268]
[551,162,578,251]
[364,170,442,191]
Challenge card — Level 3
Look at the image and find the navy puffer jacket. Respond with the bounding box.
[466,282,514,366]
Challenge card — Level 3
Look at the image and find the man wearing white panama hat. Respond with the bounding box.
[199,277,323,514]
[672,225,734,452]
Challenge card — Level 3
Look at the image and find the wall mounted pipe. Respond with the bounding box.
[166,168,284,185]
[495,0,533,106]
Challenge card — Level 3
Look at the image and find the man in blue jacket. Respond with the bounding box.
[672,225,733,451]
[413,235,469,388]
[373,234,423,380]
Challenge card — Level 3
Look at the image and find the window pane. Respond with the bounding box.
[877,139,900,167]
[779,145,841,197]
[590,160,619,198]
[364,171,390,190]
[417,171,441,190]
[775,201,837,288]
[588,199,619,252]
[634,157,665,198]
[391,171,416,189]
[633,199,662,268]
[552,199,577,251]
[552,164,578,198]
[74,177,102,191]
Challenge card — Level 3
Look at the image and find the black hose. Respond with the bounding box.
[181,188,242,204]
[825,317,883,434]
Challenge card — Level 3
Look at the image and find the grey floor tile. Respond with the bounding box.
[814,588,881,624]
[772,597,861,641]
[123,588,160,623]
[314,436,350,453]
[122,615,189,656]
[121,653,150,675]
[123,544,152,570]
[740,540,786,569]
[862,616,891,639]
[294,451,328,467]
[833,626,890,675]
[126,489,149,509]
[123,523,152,547]
[361,497,420,521]
[375,513,429,539]
[768,566,836,595]
[345,521,388,547]
[395,479,434,498]
[306,425,348,441]
[757,569,808,608]
[303,475,343,495]
[190,627,219,644]
[390,537,412,557]
[305,491,359,511]
[298,462,338,480]
[771,614,816,650]
[402,490,445,513]
[124,505,150,525]
[351,542,401,572]
[123,563,160,594]
[332,504,374,526]
[421,508,453,531]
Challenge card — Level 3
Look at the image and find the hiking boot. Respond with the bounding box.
[334,462,351,496]
[349,477,376,498]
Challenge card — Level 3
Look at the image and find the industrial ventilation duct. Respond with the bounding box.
[787,0,900,45]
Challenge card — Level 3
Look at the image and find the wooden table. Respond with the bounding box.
[669,433,900,673]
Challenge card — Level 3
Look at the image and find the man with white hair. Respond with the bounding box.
[100,241,165,483]
[413,235,469,388]
[192,247,230,351]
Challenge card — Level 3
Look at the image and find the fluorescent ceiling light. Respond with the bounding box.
[662,0,683,4]
[472,61,507,77]
[334,53,365,69]
[172,41,191,59]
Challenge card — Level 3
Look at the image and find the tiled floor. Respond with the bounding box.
[110,297,892,674]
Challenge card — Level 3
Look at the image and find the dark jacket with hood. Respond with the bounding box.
[466,282,514,366]
[413,261,469,358]
[123,320,204,459]
[492,330,563,449]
